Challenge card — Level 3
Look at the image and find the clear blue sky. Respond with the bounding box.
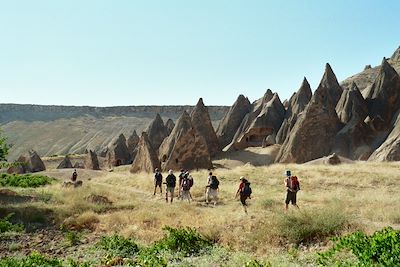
[0,0,399,106]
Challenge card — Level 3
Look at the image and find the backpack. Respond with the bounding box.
[166,174,176,187]
[291,176,300,191]
[209,176,219,189]
[155,172,162,182]
[242,182,252,197]
[182,178,191,190]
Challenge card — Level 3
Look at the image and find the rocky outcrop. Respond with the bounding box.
[165,119,175,135]
[106,134,130,167]
[336,82,368,124]
[126,130,139,153]
[227,92,285,150]
[216,94,251,148]
[126,130,139,162]
[158,111,212,171]
[191,98,221,156]
[146,114,169,151]
[363,58,400,131]
[57,156,73,169]
[7,150,46,174]
[333,82,371,159]
[130,132,160,173]
[84,150,100,170]
[389,46,400,63]
[276,78,312,144]
[368,112,400,161]
[276,64,343,163]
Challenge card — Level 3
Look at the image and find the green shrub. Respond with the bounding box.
[277,206,349,244]
[0,173,54,188]
[318,227,400,266]
[0,213,24,233]
[63,230,82,246]
[96,234,139,257]
[155,226,213,256]
[0,251,63,267]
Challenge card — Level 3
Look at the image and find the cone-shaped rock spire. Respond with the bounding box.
[165,119,175,135]
[276,64,343,163]
[363,59,400,130]
[106,134,130,167]
[57,155,73,169]
[190,98,221,156]
[84,150,100,170]
[130,132,160,173]
[159,111,213,171]
[276,77,312,144]
[146,114,169,150]
[216,94,251,148]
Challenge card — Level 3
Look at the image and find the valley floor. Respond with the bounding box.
[1,161,400,266]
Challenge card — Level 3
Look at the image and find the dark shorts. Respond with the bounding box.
[155,180,162,187]
[285,191,297,205]
[240,194,248,206]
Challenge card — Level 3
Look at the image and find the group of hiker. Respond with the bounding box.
[151,168,301,213]
[69,168,301,213]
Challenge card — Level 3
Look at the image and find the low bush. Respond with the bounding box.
[96,234,139,258]
[0,173,54,188]
[0,251,62,267]
[155,226,213,255]
[318,227,400,266]
[0,213,24,233]
[276,205,350,244]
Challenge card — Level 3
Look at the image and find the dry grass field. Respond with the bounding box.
[1,160,400,266]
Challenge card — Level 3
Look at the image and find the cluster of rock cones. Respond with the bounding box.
[7,46,400,174]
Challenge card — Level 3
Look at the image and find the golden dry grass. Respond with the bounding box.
[6,161,399,260]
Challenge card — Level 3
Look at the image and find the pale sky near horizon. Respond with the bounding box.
[0,0,399,107]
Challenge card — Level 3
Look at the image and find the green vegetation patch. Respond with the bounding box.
[277,206,350,245]
[96,234,140,258]
[0,213,24,233]
[0,173,54,188]
[318,227,400,266]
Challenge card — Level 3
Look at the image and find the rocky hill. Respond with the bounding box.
[0,104,228,160]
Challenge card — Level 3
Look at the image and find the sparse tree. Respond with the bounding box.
[0,130,10,167]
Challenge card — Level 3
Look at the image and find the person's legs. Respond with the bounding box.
[170,189,174,203]
[240,195,248,214]
[285,192,290,210]
[292,192,299,208]
[154,185,157,195]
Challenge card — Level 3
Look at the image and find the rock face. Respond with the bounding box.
[146,114,169,151]
[73,162,84,169]
[84,150,100,170]
[216,94,251,148]
[276,78,312,144]
[363,59,400,130]
[368,112,400,161]
[227,91,285,151]
[106,134,130,167]
[191,98,221,156]
[333,82,371,159]
[130,132,160,173]
[159,111,213,171]
[7,150,46,174]
[336,82,368,124]
[57,156,73,169]
[126,130,139,162]
[165,119,175,135]
[276,64,343,163]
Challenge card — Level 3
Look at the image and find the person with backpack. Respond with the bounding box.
[205,172,219,206]
[284,170,300,210]
[180,172,194,203]
[177,169,185,199]
[165,169,176,203]
[153,168,163,195]
[71,169,78,182]
[235,176,252,214]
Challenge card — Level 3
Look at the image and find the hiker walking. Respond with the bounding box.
[235,176,252,214]
[284,170,300,210]
[180,171,194,203]
[165,170,176,203]
[71,169,78,182]
[178,169,185,199]
[205,172,219,206]
[153,168,163,195]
